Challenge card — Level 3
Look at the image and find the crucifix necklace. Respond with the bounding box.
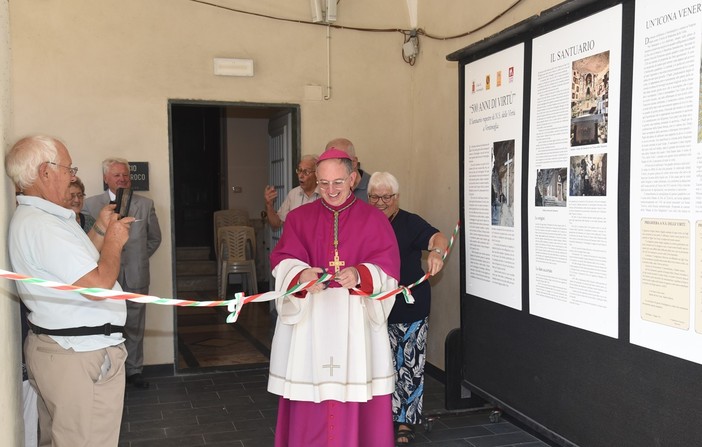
[322,196,356,273]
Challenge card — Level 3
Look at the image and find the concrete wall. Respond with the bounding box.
[1,1,564,444]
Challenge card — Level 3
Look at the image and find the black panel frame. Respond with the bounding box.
[452,0,702,445]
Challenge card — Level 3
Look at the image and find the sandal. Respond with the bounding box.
[395,424,415,446]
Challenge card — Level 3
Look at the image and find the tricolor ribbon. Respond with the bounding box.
[1,222,459,323]
[350,220,459,304]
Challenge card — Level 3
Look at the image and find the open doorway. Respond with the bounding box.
[169,100,299,372]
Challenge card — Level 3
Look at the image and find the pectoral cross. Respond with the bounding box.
[321,205,354,274]
[329,250,345,273]
[322,357,340,376]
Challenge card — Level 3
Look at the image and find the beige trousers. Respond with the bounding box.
[25,333,127,447]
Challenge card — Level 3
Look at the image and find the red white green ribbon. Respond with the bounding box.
[352,220,459,304]
[1,222,459,323]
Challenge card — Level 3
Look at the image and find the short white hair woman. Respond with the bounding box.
[368,171,449,446]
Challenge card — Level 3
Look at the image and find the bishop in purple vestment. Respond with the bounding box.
[269,149,400,447]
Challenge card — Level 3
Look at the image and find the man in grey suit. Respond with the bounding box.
[84,157,161,388]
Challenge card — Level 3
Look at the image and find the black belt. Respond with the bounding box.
[28,321,124,336]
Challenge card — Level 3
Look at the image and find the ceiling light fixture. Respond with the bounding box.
[310,0,337,24]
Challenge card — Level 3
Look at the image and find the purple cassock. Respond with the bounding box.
[269,193,400,447]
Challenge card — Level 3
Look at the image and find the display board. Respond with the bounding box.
[527,6,621,338]
[629,0,702,364]
[464,43,524,310]
[449,0,702,445]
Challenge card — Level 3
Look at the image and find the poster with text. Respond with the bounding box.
[527,6,621,337]
[630,0,702,364]
[464,44,523,310]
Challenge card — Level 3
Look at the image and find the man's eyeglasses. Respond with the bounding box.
[46,161,78,176]
[317,178,348,190]
[296,168,314,176]
[368,194,396,203]
[70,193,85,199]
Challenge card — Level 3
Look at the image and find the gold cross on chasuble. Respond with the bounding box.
[329,250,345,272]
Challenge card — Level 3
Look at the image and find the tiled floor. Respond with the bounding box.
[119,306,547,447]
[177,302,272,369]
[122,285,553,446]
[119,371,552,447]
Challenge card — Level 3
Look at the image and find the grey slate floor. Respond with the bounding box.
[118,369,552,447]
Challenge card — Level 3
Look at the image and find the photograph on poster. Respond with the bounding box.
[534,168,567,207]
[491,139,515,226]
[570,51,610,147]
[569,153,607,197]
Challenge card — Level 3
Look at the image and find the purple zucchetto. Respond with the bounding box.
[317,148,352,163]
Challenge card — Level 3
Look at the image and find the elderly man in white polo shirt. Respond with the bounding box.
[264,154,320,229]
[6,135,133,446]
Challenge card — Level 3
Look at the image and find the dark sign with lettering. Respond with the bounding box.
[128,162,149,191]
